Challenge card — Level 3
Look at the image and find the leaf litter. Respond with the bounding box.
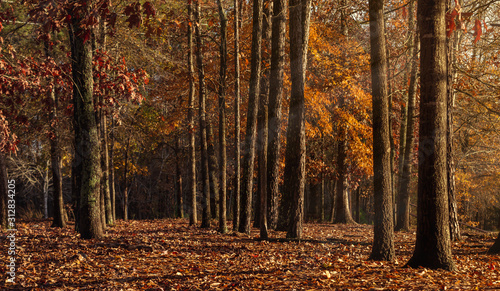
[1,219,499,290]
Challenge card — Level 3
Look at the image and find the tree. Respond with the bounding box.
[395,0,418,232]
[0,152,8,229]
[187,0,197,226]
[70,0,103,239]
[406,0,455,270]
[239,0,263,234]
[194,0,211,228]
[368,0,394,261]
[233,0,242,232]
[266,0,286,230]
[282,0,311,239]
[217,0,228,233]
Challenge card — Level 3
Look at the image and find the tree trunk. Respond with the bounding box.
[187,0,197,226]
[217,0,228,234]
[69,2,103,239]
[267,0,286,231]
[256,0,272,238]
[282,0,311,239]
[395,0,418,232]
[333,130,355,224]
[109,116,116,222]
[233,0,241,232]
[123,137,130,221]
[101,112,112,225]
[446,0,461,242]
[50,86,66,228]
[175,136,184,218]
[207,124,220,219]
[368,0,394,261]
[194,0,211,228]
[0,153,8,229]
[43,162,49,219]
[239,0,263,234]
[406,0,455,270]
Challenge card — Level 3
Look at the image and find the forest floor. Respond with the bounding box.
[1,219,499,290]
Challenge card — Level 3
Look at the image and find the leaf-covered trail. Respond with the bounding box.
[2,219,499,290]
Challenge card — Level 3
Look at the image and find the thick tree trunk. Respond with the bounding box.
[283,0,311,239]
[233,0,241,232]
[368,0,395,261]
[256,0,272,239]
[187,0,197,226]
[70,2,103,239]
[267,0,286,231]
[194,0,211,228]
[333,131,355,224]
[217,0,228,234]
[406,0,455,271]
[396,0,418,232]
[239,0,263,234]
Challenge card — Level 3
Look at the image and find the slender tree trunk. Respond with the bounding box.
[267,0,286,230]
[43,162,49,219]
[69,1,103,239]
[194,0,211,228]
[406,0,455,270]
[446,0,461,242]
[239,0,263,234]
[50,86,66,228]
[282,0,311,239]
[0,153,8,229]
[175,136,184,218]
[233,0,241,232]
[123,137,130,221]
[217,0,228,234]
[187,0,197,226]
[368,0,394,261]
[101,113,112,225]
[109,116,116,222]
[396,0,418,232]
[207,124,220,219]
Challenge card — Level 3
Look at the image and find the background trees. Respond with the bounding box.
[1,0,500,261]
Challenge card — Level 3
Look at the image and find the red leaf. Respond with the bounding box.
[473,19,482,44]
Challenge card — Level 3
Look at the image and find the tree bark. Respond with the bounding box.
[406,0,455,270]
[194,0,211,228]
[256,0,272,239]
[266,0,286,230]
[187,0,197,226]
[233,0,241,232]
[368,0,395,261]
[175,136,184,218]
[395,0,418,232]
[50,86,66,228]
[70,1,103,239]
[239,0,263,234]
[446,0,461,242]
[488,228,500,254]
[282,0,311,239]
[207,123,220,219]
[123,137,130,221]
[333,130,355,224]
[217,0,228,234]
[109,116,116,222]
